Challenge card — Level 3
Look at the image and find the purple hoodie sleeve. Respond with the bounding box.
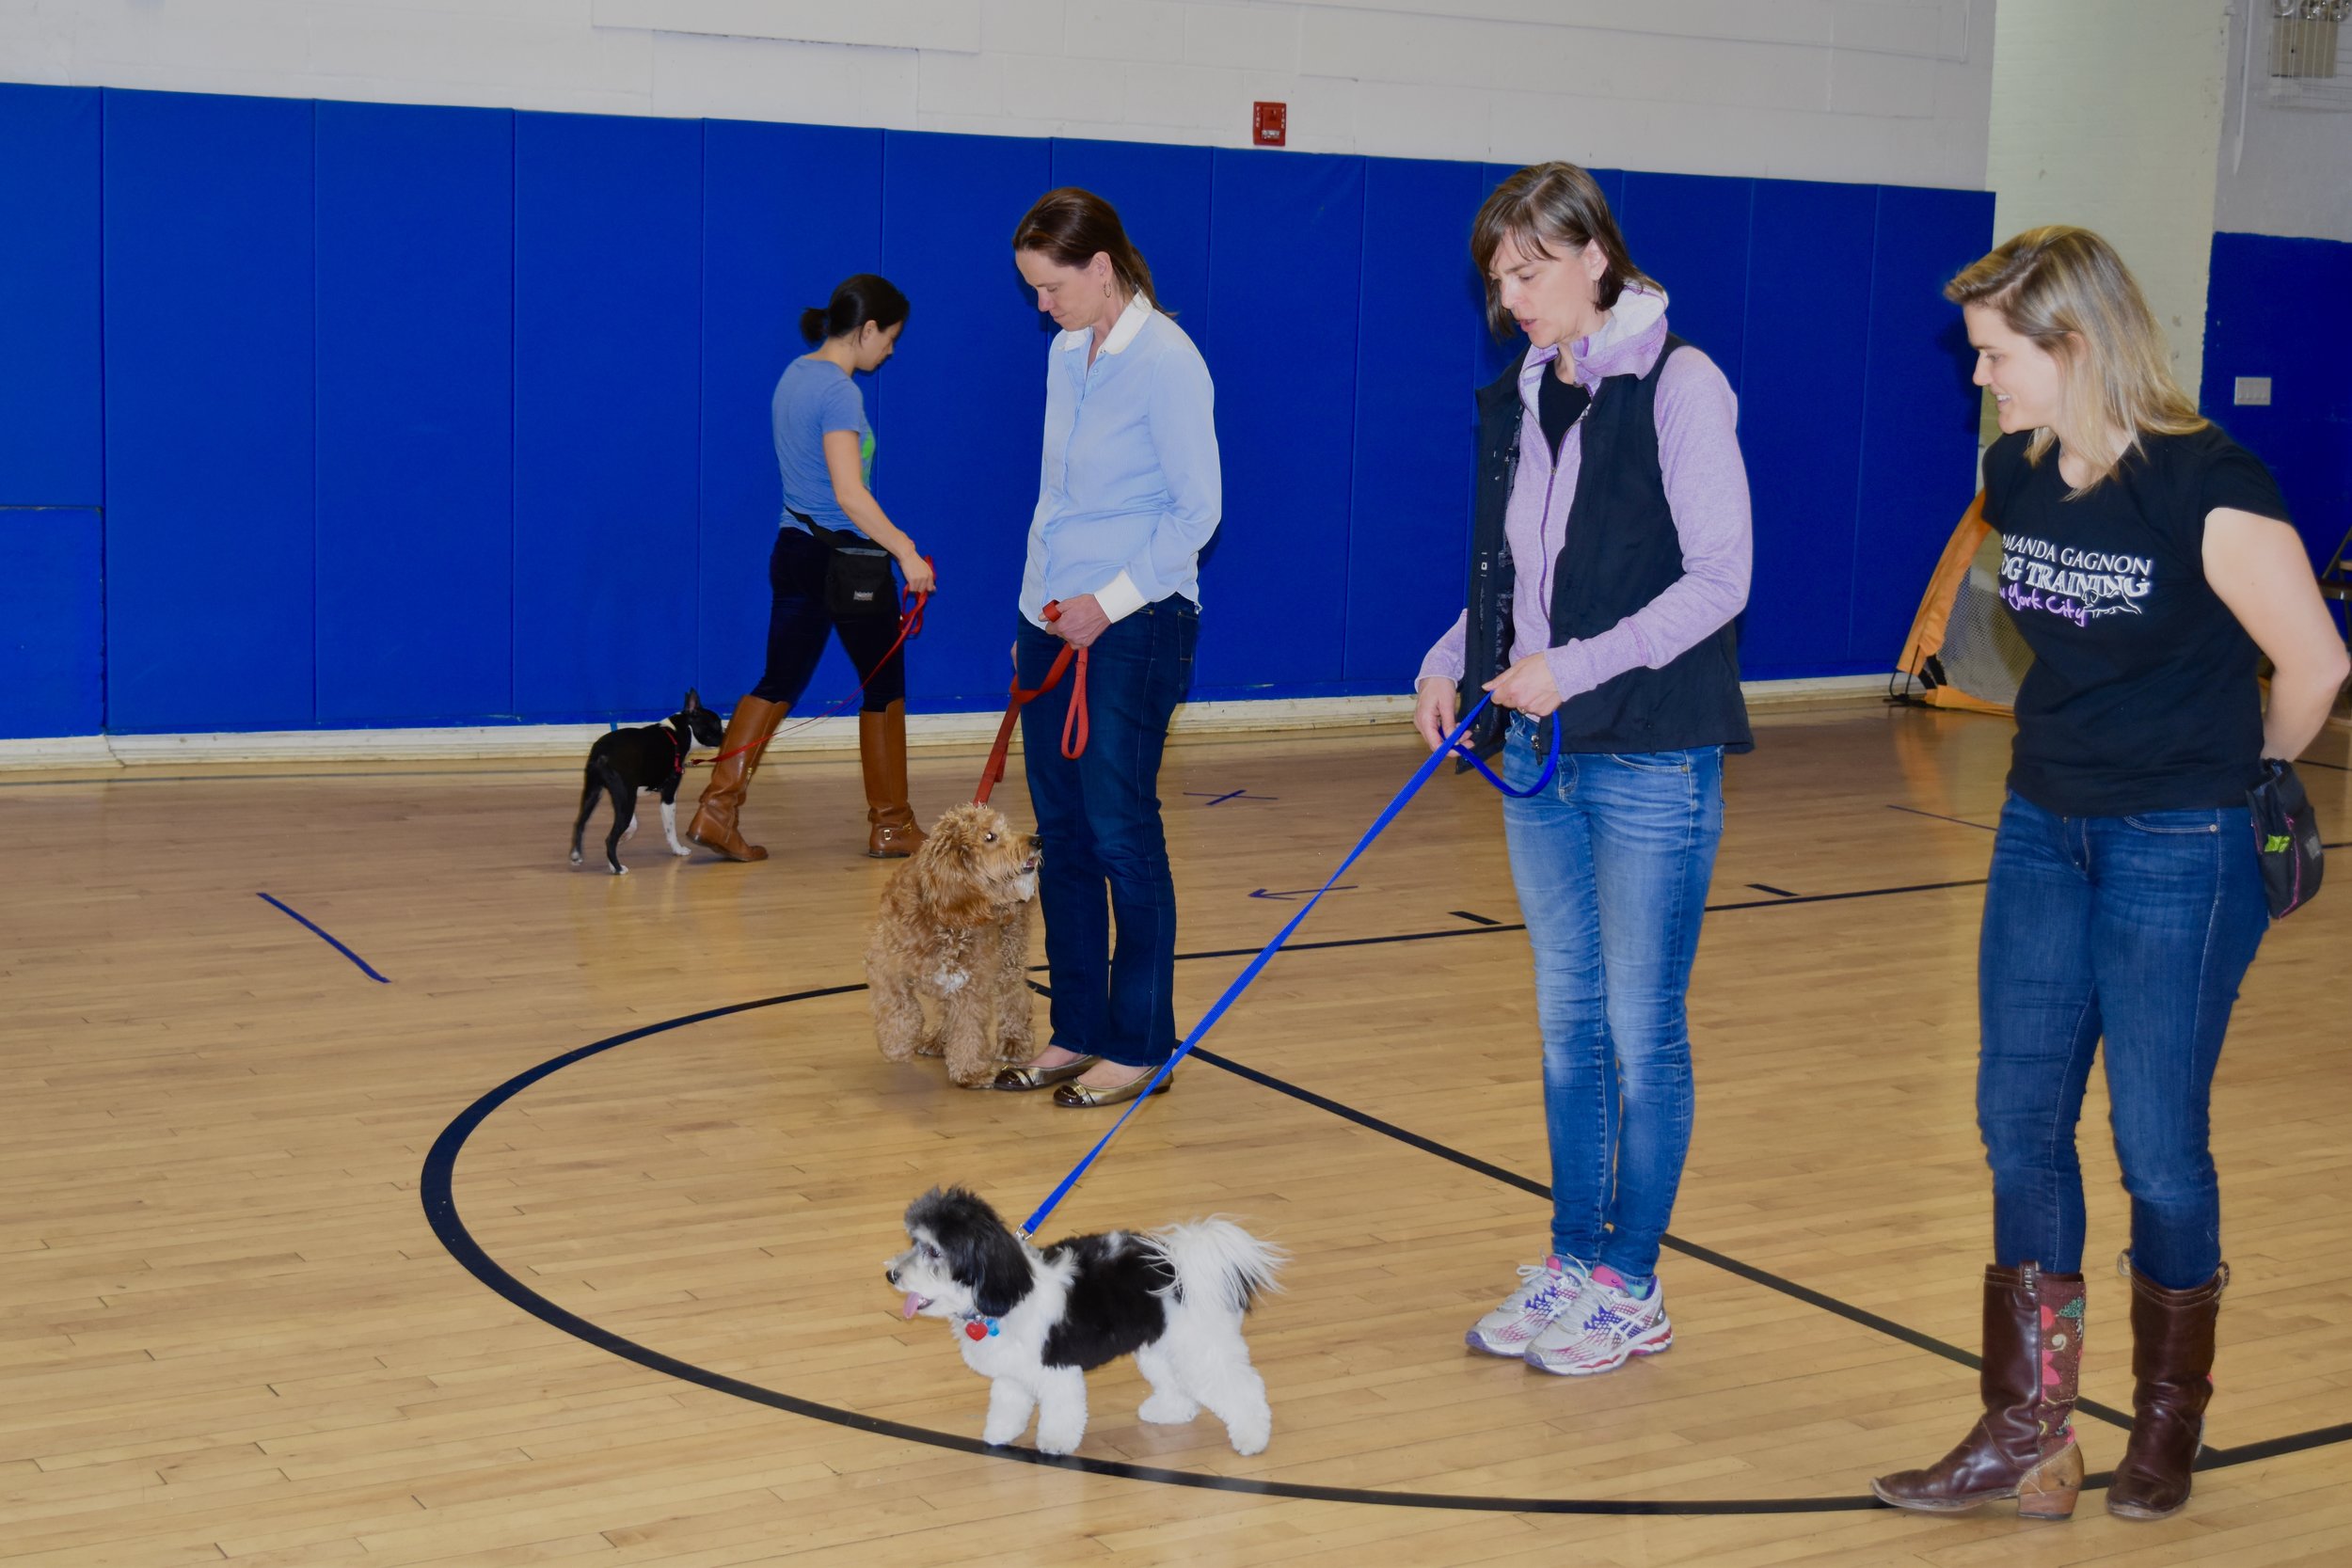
[1417,610,1468,688]
[1542,349,1751,703]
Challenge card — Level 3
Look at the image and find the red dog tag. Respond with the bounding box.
[964,1321,988,1340]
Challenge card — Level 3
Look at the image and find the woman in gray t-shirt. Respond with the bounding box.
[690,274,935,863]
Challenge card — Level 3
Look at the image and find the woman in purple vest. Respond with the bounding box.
[1414,162,1753,1377]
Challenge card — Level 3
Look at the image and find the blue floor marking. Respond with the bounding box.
[257,893,390,984]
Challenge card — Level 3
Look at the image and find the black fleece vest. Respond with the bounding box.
[1457,338,1753,760]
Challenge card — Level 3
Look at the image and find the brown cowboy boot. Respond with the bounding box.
[859,700,926,859]
[2107,1259,2227,1521]
[687,694,787,862]
[1873,1262,2087,1519]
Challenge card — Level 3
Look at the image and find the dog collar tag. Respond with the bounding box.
[963,1320,987,1341]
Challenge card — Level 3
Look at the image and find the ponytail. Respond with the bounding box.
[1011,188,1159,309]
[801,273,910,346]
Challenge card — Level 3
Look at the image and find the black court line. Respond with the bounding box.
[1449,910,1502,926]
[257,893,389,983]
[421,988,1870,1513]
[422,978,2349,1511]
[2297,756,2348,772]
[1153,874,1993,967]
[1746,883,1799,898]
[1887,802,1997,832]
[1187,1049,2140,1433]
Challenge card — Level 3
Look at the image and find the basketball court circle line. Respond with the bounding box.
[421,911,2349,1513]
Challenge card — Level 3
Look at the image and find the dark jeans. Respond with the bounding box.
[1015,600,1197,1069]
[748,526,905,712]
[1500,714,1724,1277]
[1978,792,2268,1290]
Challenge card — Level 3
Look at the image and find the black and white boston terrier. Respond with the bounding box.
[569,689,728,875]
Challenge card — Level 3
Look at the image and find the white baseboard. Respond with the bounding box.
[0,678,1888,771]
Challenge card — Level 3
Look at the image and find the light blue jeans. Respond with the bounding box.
[1501,713,1724,1277]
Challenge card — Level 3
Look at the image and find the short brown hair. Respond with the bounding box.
[1470,162,1656,338]
[1011,188,1158,309]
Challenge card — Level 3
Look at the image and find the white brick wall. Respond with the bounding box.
[0,0,1995,188]
[2212,0,2352,245]
[1984,0,2232,395]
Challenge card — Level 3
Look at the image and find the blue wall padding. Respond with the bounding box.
[1852,184,1998,666]
[1198,149,1365,696]
[0,508,103,738]
[0,86,102,508]
[315,102,515,726]
[876,131,1053,710]
[511,111,703,722]
[2202,231,2352,578]
[0,86,2006,736]
[697,119,884,712]
[1738,180,1878,676]
[1049,138,1215,353]
[1348,156,1483,687]
[102,89,315,733]
[1616,172,1754,395]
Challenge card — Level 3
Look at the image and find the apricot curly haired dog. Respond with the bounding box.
[866,803,1044,1087]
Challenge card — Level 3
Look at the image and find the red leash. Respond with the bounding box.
[689,562,932,768]
[973,601,1089,805]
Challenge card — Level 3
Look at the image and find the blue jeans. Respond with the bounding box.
[1016,601,1197,1069]
[1501,714,1724,1277]
[1978,793,2268,1290]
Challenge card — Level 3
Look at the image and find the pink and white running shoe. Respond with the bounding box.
[1523,1272,1672,1376]
[1465,1256,1589,1358]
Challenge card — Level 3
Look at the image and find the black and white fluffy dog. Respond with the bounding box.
[568,689,726,875]
[886,1186,1283,1456]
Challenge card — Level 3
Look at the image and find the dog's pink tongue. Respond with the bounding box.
[900,1293,923,1321]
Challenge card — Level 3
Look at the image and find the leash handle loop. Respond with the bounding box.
[1444,705,1560,797]
[973,599,1091,803]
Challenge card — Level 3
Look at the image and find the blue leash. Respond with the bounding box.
[1018,693,1559,1239]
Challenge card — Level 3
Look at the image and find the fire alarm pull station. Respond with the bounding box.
[1252,102,1286,147]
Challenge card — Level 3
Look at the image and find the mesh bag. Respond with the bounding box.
[1931,530,2033,707]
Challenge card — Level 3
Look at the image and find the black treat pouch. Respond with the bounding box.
[824,536,899,620]
[2248,759,2323,919]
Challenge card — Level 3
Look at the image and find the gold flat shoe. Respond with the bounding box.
[989,1054,1099,1091]
[1052,1069,1172,1108]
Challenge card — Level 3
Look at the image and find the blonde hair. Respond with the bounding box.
[1946,226,2204,493]
[1470,162,1660,339]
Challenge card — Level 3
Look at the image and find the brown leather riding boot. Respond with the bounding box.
[859,701,926,859]
[687,695,787,862]
[2107,1260,2227,1521]
[1873,1263,2087,1519]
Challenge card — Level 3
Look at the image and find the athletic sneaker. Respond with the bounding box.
[1466,1256,1589,1357]
[1523,1268,1672,1375]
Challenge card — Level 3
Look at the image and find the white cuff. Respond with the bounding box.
[1093,570,1148,623]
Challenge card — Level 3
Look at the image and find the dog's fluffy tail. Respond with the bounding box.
[1149,1218,1286,1316]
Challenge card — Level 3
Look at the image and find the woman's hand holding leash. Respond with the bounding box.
[1048,594,1111,649]
[896,549,936,596]
[1413,677,1459,753]
[1485,653,1564,719]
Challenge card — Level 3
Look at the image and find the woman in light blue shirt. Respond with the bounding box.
[690,275,935,863]
[989,188,1221,1108]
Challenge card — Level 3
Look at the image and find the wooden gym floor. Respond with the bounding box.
[4,703,2349,1567]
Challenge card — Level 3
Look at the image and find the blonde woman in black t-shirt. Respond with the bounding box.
[1874,228,2347,1524]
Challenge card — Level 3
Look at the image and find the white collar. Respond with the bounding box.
[1057,293,1153,356]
